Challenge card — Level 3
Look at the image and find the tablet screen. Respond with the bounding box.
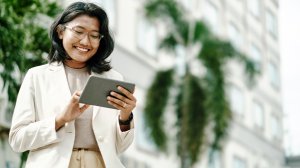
[78,75,135,109]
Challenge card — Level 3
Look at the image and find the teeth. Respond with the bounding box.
[76,47,88,51]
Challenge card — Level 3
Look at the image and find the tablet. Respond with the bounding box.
[78,75,135,109]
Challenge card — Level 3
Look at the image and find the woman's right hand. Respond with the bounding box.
[55,90,90,130]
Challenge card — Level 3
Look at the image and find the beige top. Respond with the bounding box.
[64,64,98,149]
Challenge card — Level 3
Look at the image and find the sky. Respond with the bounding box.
[280,0,300,156]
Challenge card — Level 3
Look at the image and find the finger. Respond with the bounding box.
[117,86,136,102]
[107,96,127,107]
[110,92,131,104]
[132,87,135,94]
[72,90,78,96]
[108,100,125,110]
[75,90,82,96]
[72,95,80,103]
[80,104,90,113]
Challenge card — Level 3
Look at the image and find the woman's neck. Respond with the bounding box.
[64,60,87,69]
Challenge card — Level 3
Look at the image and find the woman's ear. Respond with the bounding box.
[57,25,64,40]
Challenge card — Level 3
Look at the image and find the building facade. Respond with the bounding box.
[0,0,289,168]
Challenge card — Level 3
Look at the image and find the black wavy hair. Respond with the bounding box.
[48,2,114,73]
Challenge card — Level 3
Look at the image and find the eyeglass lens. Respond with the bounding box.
[73,27,102,43]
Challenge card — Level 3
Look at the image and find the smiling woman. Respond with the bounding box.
[8,2,136,168]
[57,15,101,68]
[48,2,114,73]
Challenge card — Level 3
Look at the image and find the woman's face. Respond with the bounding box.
[58,15,100,68]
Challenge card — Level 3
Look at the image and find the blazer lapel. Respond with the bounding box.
[48,62,109,120]
[48,62,72,105]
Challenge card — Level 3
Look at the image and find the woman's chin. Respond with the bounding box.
[71,54,90,62]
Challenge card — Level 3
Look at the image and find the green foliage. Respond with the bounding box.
[145,0,190,45]
[160,33,177,51]
[175,74,207,165]
[143,0,257,167]
[199,39,235,152]
[0,0,62,105]
[184,75,206,163]
[0,0,62,167]
[19,151,29,168]
[193,21,211,42]
[145,0,185,26]
[144,69,174,151]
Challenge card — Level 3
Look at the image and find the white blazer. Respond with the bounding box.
[9,62,134,168]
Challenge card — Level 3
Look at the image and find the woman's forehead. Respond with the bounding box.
[68,15,100,31]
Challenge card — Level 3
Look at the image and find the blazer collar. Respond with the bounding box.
[48,62,71,105]
[48,62,107,120]
[48,61,64,72]
[48,61,107,76]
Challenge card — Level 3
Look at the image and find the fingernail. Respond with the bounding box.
[107,96,111,100]
[111,92,115,95]
[118,86,122,89]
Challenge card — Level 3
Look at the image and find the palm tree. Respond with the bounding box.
[143,0,257,167]
[0,0,62,167]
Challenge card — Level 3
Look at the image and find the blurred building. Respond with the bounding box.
[0,0,295,168]
[70,0,283,168]
[78,0,284,168]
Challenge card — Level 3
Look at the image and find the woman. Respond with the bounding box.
[9,2,136,168]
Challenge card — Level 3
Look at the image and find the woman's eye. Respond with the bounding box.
[75,31,83,34]
[91,35,99,39]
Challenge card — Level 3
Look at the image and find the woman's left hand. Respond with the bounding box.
[107,86,136,121]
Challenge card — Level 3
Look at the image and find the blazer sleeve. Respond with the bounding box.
[115,117,134,155]
[9,69,65,153]
[112,72,135,155]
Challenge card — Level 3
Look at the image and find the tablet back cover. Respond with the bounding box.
[78,75,135,109]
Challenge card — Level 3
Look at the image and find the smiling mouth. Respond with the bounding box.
[75,46,90,52]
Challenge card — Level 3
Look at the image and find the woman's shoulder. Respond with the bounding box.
[28,64,49,73]
[28,62,60,76]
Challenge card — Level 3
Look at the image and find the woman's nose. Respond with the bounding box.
[79,33,91,45]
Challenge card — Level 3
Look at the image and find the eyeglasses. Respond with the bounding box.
[65,26,104,43]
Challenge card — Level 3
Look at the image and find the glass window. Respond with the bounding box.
[137,111,157,151]
[266,11,277,37]
[253,101,263,128]
[0,94,4,112]
[248,0,260,18]
[177,0,191,9]
[209,149,222,168]
[204,1,218,34]
[5,110,13,122]
[120,154,128,167]
[228,23,242,52]
[6,162,17,168]
[249,44,261,71]
[269,62,280,88]
[230,85,244,115]
[175,45,186,76]
[271,115,281,140]
[137,16,158,57]
[90,0,116,29]
[233,157,246,168]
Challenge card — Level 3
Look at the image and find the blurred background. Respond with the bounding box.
[0,0,299,168]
